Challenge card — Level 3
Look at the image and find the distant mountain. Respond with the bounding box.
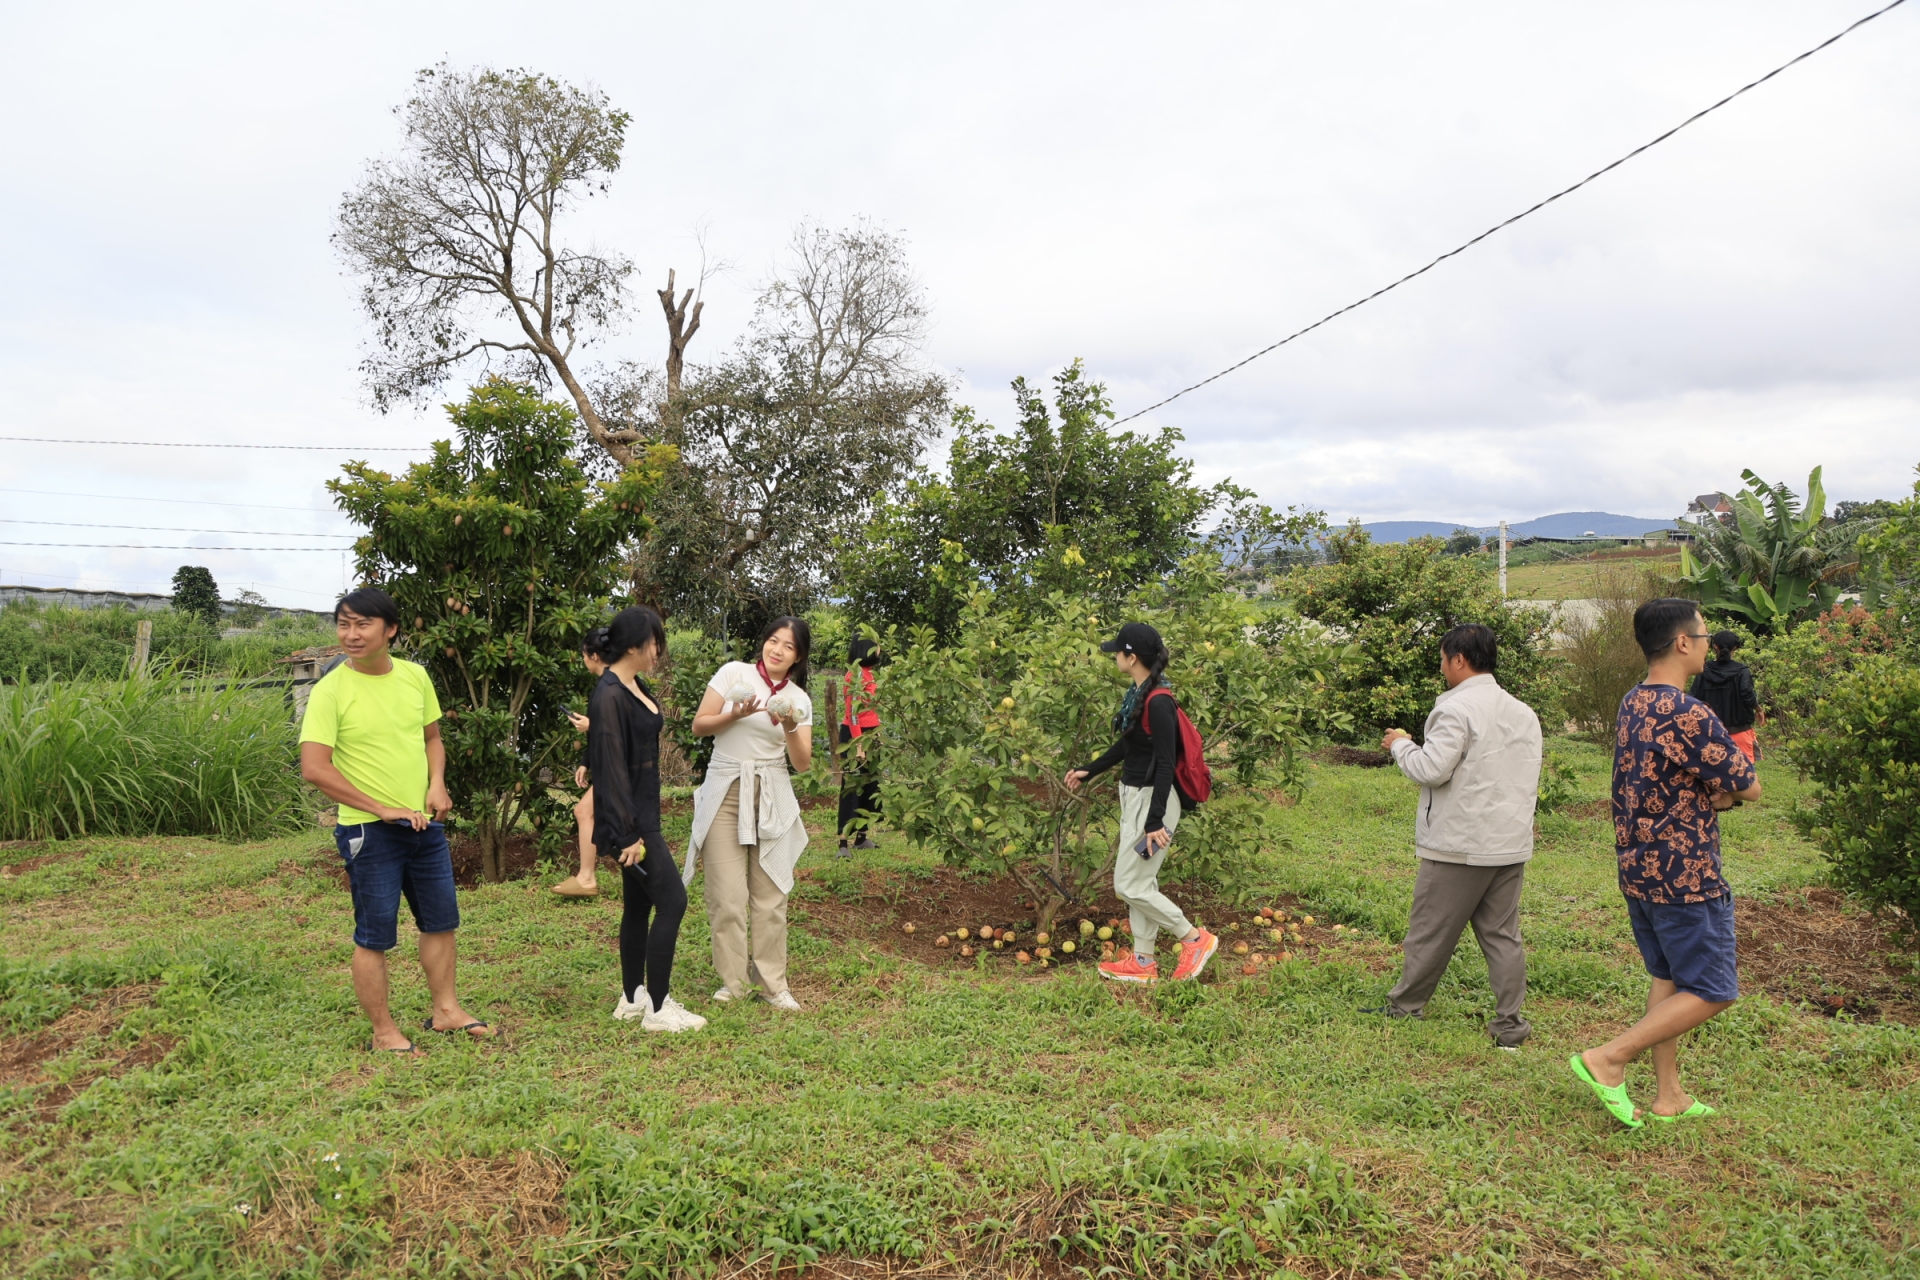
[1357,511,1677,544]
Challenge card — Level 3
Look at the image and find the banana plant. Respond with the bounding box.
[1679,466,1848,631]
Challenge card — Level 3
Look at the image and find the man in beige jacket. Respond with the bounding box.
[1371,624,1543,1048]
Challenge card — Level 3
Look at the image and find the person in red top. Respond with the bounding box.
[837,637,883,855]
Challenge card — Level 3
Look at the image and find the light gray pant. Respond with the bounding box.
[1112,784,1190,953]
[1387,858,1530,1046]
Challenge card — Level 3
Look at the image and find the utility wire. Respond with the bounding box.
[0,436,428,452]
[0,518,353,538]
[0,485,338,513]
[1111,0,1910,427]
[1,542,345,551]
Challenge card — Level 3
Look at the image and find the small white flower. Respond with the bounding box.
[334,1192,342,1200]
[234,1202,251,1216]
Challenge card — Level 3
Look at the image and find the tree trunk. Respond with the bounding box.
[1037,891,1067,942]
[657,269,703,444]
[479,815,505,885]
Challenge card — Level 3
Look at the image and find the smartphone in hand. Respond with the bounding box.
[1133,834,1155,859]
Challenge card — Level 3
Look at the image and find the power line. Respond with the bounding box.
[0,519,353,539]
[0,486,338,513]
[1111,0,1910,427]
[1,542,344,551]
[0,436,429,452]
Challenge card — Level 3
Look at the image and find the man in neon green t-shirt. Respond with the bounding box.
[300,587,494,1055]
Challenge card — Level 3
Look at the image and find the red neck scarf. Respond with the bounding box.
[757,660,791,724]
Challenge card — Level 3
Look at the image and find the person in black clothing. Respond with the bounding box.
[586,607,704,1033]
[1690,631,1760,763]
[837,637,883,856]
[1065,622,1219,984]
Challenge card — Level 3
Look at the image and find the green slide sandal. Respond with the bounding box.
[1569,1054,1643,1129]
[1645,1101,1717,1123]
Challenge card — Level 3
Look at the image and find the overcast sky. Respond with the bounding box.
[3,1,1916,606]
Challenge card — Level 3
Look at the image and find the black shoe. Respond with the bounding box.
[854,836,878,850]
[835,843,851,859]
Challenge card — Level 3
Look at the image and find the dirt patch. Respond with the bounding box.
[1315,745,1394,768]
[447,833,546,887]
[1738,887,1920,1024]
[793,864,1366,980]
[0,846,83,877]
[0,985,174,1122]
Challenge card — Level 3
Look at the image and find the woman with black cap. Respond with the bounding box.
[1065,621,1219,984]
[1691,630,1760,763]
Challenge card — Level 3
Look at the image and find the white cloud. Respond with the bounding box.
[1,0,1915,603]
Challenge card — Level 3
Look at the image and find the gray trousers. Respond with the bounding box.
[1387,858,1531,1046]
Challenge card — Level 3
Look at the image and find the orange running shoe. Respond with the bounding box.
[1098,952,1159,984]
[1171,928,1219,981]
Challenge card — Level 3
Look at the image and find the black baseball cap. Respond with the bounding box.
[1100,622,1163,657]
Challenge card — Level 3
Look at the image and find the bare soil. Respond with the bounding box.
[793,863,1372,979]
[0,985,175,1123]
[1738,886,1920,1024]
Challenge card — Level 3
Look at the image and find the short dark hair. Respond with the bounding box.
[1634,597,1704,659]
[759,615,812,688]
[1439,624,1497,674]
[849,636,880,667]
[600,607,665,663]
[334,586,400,631]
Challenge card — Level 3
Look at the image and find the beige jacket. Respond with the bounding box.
[1388,673,1542,866]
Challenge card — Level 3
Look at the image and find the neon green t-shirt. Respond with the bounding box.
[298,658,442,824]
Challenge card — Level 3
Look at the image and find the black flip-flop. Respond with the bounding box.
[369,1038,424,1056]
[422,1017,496,1039]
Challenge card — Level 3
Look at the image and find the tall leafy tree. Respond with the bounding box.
[169,566,221,626]
[330,379,667,881]
[842,361,1265,640]
[1679,467,1849,631]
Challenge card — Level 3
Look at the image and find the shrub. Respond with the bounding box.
[1748,604,1901,758]
[1791,656,1920,937]
[330,379,669,880]
[879,558,1340,935]
[1284,525,1555,741]
[1559,561,1670,733]
[0,670,306,841]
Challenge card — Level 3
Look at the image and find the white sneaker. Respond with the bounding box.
[712,987,736,1003]
[641,1002,703,1033]
[611,993,647,1022]
[760,989,802,1012]
[661,995,707,1030]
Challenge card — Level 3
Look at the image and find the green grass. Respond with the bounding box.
[2,744,1916,1277]
[1496,553,1684,602]
[0,672,308,842]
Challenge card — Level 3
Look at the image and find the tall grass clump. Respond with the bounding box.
[1560,561,1666,733]
[0,668,306,841]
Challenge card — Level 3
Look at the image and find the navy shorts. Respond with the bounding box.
[334,820,461,951]
[1623,892,1739,1003]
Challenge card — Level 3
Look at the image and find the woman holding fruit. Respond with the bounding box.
[686,616,815,1011]
[1065,621,1219,984]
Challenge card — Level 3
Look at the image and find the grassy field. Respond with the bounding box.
[1497,553,1683,602]
[3,740,1917,1278]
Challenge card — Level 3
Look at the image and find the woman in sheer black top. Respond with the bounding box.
[585,607,704,1033]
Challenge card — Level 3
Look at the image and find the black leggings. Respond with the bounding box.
[618,830,687,1011]
[837,725,881,838]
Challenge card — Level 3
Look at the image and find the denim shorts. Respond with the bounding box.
[1623,892,1739,1003]
[334,820,461,951]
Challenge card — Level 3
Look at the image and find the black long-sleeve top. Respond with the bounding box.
[584,670,663,856]
[1077,692,1178,832]
[1691,658,1758,732]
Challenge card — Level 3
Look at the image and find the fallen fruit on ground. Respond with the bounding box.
[1241,962,1259,976]
[1079,920,1096,936]
[1035,932,1049,946]
[956,928,969,940]
[1097,926,1113,940]
[1060,939,1076,953]
[1257,907,1273,920]
[1016,950,1031,964]
[1232,941,1249,955]
[1269,928,1284,942]
[1279,950,1293,961]
[993,939,1005,949]
[1036,946,1051,959]
[903,922,916,934]
[1302,916,1315,926]
[960,944,975,957]
[935,935,951,947]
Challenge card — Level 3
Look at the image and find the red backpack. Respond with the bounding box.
[1142,687,1212,808]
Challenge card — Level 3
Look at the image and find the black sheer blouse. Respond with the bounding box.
[585,670,663,855]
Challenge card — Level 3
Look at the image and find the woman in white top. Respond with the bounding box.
[686,616,814,1010]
